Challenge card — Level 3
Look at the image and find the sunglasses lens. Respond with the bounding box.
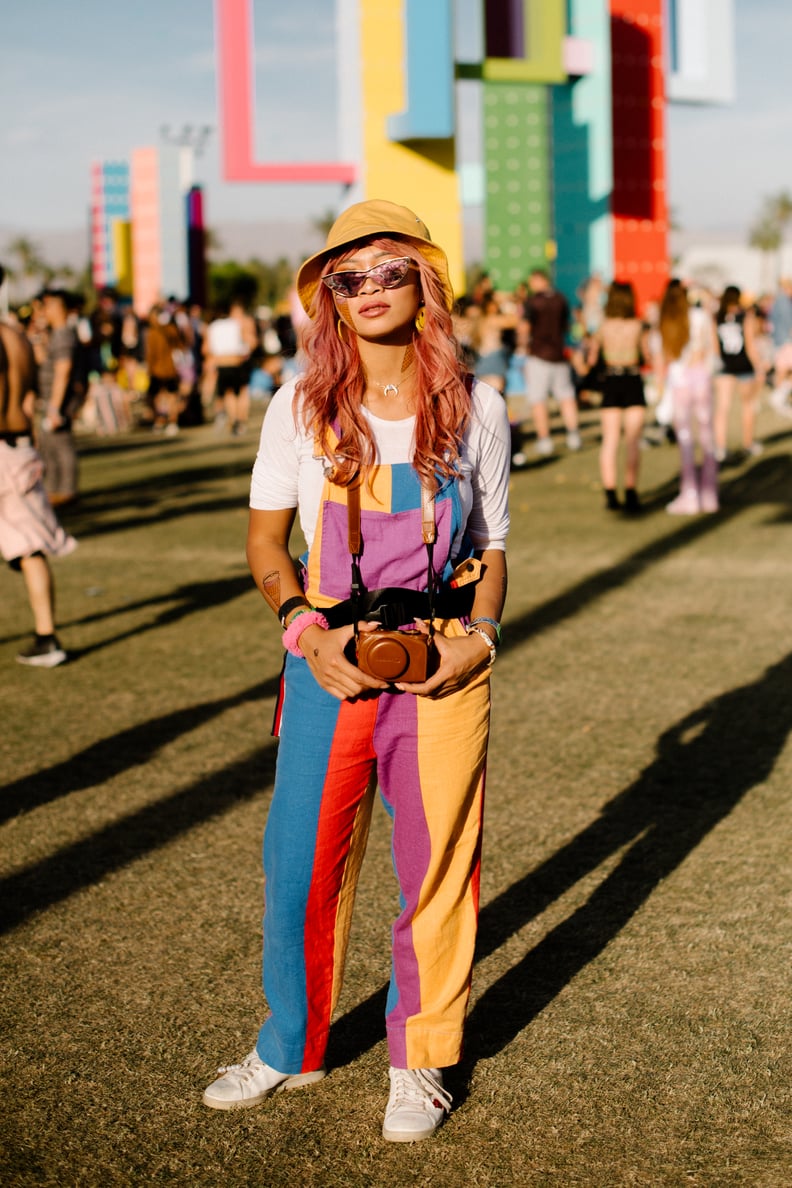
[376,260,411,287]
[323,273,363,297]
[323,258,412,298]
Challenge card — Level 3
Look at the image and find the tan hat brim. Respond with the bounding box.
[295,200,454,316]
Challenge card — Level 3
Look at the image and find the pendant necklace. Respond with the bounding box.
[373,380,400,397]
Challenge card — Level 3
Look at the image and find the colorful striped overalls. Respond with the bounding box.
[255,451,491,1074]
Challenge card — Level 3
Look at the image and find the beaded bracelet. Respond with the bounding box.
[468,615,502,645]
[282,610,330,657]
[466,624,497,667]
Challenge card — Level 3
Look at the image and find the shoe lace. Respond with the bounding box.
[216,1050,262,1080]
[390,1068,452,1114]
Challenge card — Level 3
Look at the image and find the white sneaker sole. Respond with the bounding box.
[382,1116,446,1143]
[16,650,68,668]
[202,1068,325,1111]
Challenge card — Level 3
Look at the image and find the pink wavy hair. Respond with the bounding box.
[295,236,470,489]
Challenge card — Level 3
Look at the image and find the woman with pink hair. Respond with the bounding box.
[202,201,510,1142]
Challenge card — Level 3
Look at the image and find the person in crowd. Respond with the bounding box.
[0,266,76,666]
[202,200,510,1143]
[505,315,531,467]
[469,293,517,394]
[145,303,185,436]
[586,280,648,512]
[713,284,765,460]
[204,298,258,435]
[768,277,792,418]
[117,302,146,412]
[578,271,605,336]
[657,279,720,515]
[521,268,582,456]
[89,286,123,380]
[37,288,80,505]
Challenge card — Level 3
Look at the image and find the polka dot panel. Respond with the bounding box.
[483,81,551,289]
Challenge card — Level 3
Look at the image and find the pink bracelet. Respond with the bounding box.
[282,610,329,657]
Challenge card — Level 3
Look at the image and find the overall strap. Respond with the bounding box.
[346,472,437,639]
[421,483,437,633]
[347,474,364,629]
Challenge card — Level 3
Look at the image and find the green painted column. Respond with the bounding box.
[483,81,551,291]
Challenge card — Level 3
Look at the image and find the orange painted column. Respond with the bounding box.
[609,0,669,312]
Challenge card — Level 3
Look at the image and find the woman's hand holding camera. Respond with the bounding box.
[301,622,390,702]
[394,621,494,698]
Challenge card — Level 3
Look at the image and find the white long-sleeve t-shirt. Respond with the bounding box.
[249,376,511,556]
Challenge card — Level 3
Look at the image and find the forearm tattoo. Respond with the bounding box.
[260,570,281,614]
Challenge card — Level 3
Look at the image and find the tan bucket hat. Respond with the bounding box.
[296,199,454,316]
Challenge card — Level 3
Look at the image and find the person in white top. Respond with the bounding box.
[202,200,510,1143]
[204,299,258,435]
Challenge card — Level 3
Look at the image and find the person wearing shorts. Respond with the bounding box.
[0,271,76,667]
[586,280,648,511]
[205,300,258,436]
[713,285,765,460]
[521,270,581,456]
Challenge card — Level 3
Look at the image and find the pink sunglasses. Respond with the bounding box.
[322,257,416,299]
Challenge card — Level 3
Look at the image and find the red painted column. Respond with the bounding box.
[609,0,669,312]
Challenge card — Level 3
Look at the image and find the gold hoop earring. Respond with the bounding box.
[415,305,426,334]
[337,317,348,343]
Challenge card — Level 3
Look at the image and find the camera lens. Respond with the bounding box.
[365,636,412,680]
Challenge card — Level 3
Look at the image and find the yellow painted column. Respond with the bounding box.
[359,0,465,300]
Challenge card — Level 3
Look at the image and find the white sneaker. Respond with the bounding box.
[534,436,554,457]
[745,441,764,457]
[566,429,583,451]
[769,386,792,417]
[202,1049,325,1111]
[511,451,528,468]
[382,1067,452,1143]
[666,491,700,516]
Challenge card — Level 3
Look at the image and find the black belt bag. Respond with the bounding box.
[323,582,475,630]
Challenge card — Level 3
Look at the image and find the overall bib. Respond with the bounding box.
[256,451,491,1074]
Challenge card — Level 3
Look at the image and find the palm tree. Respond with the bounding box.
[749,216,781,292]
[749,190,792,286]
[312,210,337,241]
[5,236,47,292]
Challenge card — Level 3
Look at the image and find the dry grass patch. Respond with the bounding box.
[2,408,791,1185]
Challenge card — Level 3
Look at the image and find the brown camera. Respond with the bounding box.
[356,628,436,683]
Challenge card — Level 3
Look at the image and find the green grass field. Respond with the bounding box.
[2,402,790,1186]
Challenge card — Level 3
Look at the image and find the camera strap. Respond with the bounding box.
[347,472,437,643]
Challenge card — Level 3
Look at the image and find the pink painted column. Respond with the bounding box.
[214,0,356,183]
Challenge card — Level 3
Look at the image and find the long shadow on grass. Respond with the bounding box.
[59,573,255,659]
[329,650,792,1075]
[0,735,280,933]
[62,454,254,539]
[457,649,792,1071]
[507,452,790,645]
[0,677,279,827]
[0,572,255,649]
[0,686,281,934]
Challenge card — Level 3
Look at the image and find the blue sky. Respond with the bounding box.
[1,0,790,240]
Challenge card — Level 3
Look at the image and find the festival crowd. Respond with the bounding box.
[2,259,792,670]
